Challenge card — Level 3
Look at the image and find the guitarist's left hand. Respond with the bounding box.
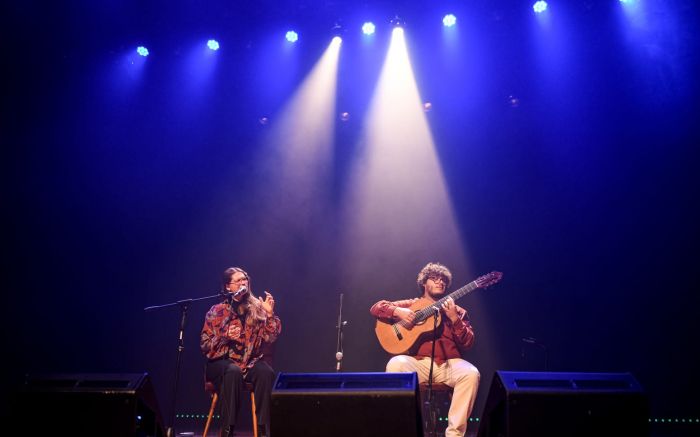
[441,297,460,323]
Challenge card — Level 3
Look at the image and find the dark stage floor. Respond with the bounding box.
[171,421,698,437]
[173,429,479,437]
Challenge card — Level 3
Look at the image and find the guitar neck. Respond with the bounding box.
[414,281,478,323]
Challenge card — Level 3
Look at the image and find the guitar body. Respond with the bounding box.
[373,271,503,355]
[374,297,442,355]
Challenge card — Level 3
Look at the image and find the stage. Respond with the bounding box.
[3,1,699,436]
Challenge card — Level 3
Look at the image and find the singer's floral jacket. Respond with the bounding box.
[200,300,281,372]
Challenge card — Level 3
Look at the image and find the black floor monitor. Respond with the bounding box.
[477,370,649,437]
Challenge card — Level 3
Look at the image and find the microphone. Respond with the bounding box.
[335,352,343,371]
[233,285,247,299]
[522,336,547,350]
[223,286,247,301]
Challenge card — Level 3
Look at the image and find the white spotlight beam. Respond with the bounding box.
[343,27,471,279]
[253,38,342,236]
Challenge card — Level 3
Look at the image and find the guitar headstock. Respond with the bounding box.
[475,271,503,289]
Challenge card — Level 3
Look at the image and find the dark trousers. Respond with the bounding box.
[205,359,275,434]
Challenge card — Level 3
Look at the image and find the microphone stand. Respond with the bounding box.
[425,308,439,437]
[521,337,548,371]
[144,292,225,437]
[335,293,347,372]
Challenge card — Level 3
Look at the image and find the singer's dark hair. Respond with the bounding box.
[221,266,267,323]
[222,267,251,293]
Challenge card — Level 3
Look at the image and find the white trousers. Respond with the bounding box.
[387,356,480,437]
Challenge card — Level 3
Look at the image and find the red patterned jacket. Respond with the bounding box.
[200,301,281,372]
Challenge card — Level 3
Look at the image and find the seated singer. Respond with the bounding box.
[200,267,281,437]
[370,262,479,437]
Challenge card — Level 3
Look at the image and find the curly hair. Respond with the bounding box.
[222,266,268,323]
[416,262,452,293]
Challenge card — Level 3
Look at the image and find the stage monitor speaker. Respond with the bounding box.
[14,372,165,437]
[477,371,649,437]
[271,372,423,437]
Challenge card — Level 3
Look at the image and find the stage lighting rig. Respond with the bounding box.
[331,22,346,38]
[390,15,406,29]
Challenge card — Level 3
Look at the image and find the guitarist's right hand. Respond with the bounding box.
[393,307,416,323]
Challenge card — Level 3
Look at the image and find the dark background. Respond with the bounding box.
[2,0,698,430]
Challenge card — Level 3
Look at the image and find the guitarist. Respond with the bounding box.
[369,262,479,437]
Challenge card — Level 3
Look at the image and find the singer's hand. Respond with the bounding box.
[261,291,275,316]
[393,307,416,323]
[226,324,242,339]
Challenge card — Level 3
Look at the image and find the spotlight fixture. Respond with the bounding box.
[390,15,405,29]
[136,46,149,57]
[331,22,345,37]
[330,22,346,43]
[442,14,457,27]
[285,30,299,43]
[207,39,220,51]
[507,95,520,108]
[362,22,376,35]
[533,1,548,13]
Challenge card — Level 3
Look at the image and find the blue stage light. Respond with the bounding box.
[285,31,299,43]
[362,22,376,35]
[442,14,457,27]
[207,39,220,51]
[533,1,548,13]
[136,46,149,57]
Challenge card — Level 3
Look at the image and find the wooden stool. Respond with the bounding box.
[419,382,453,397]
[203,381,257,437]
[419,382,453,437]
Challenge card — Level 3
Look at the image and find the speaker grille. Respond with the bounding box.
[14,372,165,437]
[478,371,649,437]
[271,372,423,437]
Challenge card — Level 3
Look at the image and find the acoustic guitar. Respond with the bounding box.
[374,271,503,355]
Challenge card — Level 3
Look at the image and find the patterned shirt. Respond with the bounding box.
[370,297,474,365]
[200,301,281,372]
